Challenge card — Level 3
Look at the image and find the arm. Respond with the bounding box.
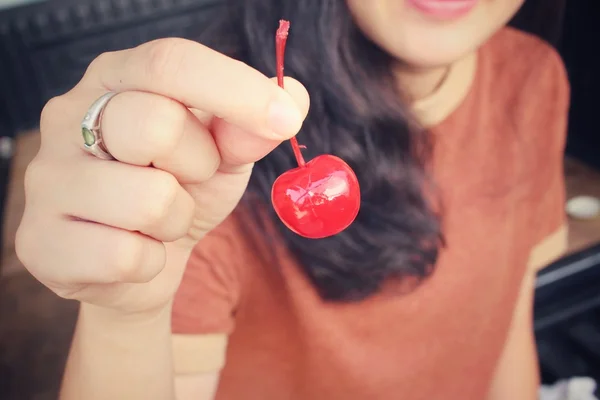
[16,36,305,400]
[61,306,227,400]
[61,304,179,400]
[59,228,236,400]
[486,226,568,400]
[487,40,570,399]
[170,217,243,400]
[487,37,571,399]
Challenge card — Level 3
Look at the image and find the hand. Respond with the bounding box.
[15,38,309,315]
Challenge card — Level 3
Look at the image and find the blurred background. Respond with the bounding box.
[0,0,599,399]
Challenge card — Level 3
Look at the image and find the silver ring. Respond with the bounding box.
[81,92,117,160]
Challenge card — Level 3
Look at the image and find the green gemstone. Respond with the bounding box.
[82,127,96,146]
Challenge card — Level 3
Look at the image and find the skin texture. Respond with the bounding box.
[346,0,525,68]
[347,0,525,100]
[16,38,309,399]
[15,1,554,399]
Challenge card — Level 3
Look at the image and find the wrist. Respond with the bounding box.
[79,301,172,328]
[63,300,176,400]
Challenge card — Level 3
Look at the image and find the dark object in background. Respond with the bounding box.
[0,0,222,138]
[0,0,221,264]
[560,2,600,171]
[0,0,599,397]
[535,244,600,385]
[510,0,567,47]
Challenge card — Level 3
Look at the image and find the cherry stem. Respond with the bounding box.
[276,20,306,168]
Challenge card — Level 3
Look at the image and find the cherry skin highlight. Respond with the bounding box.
[270,20,361,239]
[272,155,360,239]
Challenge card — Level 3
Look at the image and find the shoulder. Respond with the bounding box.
[181,214,247,298]
[479,27,569,107]
[482,27,568,78]
[172,206,278,331]
[189,213,246,265]
[480,32,570,256]
[476,28,570,152]
[172,213,250,335]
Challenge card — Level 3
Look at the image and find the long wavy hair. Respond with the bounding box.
[201,0,443,302]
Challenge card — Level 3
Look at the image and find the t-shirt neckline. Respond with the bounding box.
[411,52,478,128]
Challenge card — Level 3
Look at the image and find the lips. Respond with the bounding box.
[407,0,478,19]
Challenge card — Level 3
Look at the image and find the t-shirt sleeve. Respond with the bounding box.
[171,216,243,335]
[525,45,570,267]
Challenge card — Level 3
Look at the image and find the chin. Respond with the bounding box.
[348,0,525,71]
[366,22,487,70]
[389,41,479,70]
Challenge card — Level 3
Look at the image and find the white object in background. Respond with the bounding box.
[539,377,599,400]
[566,196,600,220]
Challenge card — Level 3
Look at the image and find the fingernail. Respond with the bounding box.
[267,98,303,138]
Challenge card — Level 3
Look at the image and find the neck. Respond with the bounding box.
[393,63,450,102]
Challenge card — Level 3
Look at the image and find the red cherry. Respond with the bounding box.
[270,20,361,238]
[271,155,360,238]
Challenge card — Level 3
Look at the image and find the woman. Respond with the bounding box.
[16,0,569,398]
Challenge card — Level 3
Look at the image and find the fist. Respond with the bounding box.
[15,38,309,315]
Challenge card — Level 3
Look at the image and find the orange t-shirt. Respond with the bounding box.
[171,28,569,400]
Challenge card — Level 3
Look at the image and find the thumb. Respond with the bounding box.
[212,77,310,171]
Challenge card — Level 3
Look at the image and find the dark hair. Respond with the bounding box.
[202,0,443,301]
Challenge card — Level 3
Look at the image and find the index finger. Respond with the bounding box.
[82,38,305,140]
